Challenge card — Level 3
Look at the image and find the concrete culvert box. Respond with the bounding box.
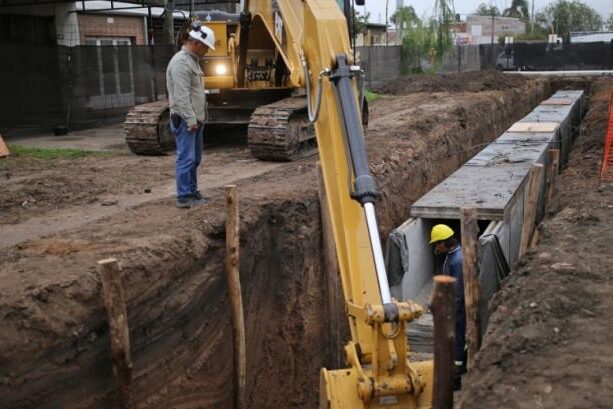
[386,89,586,351]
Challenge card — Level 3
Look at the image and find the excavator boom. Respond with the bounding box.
[299,1,434,407]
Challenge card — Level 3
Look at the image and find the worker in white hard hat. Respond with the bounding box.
[166,21,216,208]
[430,224,466,390]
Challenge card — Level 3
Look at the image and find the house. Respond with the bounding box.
[454,15,525,45]
[357,22,388,46]
[0,0,235,46]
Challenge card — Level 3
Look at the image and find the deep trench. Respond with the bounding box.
[0,78,553,409]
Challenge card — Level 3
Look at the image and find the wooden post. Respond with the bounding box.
[460,206,481,367]
[519,164,545,258]
[317,162,342,369]
[546,149,560,206]
[431,275,456,409]
[97,258,135,409]
[225,185,246,409]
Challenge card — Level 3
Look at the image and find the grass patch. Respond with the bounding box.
[365,89,382,103]
[7,144,115,159]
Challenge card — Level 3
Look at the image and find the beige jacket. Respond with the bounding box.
[166,46,207,127]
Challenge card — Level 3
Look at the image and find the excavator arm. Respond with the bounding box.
[299,1,434,408]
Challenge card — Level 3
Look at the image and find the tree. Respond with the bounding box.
[535,0,603,39]
[353,10,371,35]
[474,3,501,16]
[503,0,529,20]
[605,13,613,30]
[391,6,419,40]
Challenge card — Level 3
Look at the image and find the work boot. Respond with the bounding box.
[176,196,192,208]
[189,191,210,206]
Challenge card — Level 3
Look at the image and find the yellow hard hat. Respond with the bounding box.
[430,224,454,244]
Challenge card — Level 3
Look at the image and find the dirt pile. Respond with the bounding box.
[459,78,613,409]
[373,70,529,95]
[0,73,548,409]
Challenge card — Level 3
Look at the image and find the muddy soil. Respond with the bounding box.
[459,78,613,409]
[0,72,548,409]
[374,70,529,95]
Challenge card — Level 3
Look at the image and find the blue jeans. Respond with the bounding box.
[170,117,203,198]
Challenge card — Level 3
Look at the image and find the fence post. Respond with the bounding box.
[460,207,481,368]
[225,185,246,409]
[431,275,456,409]
[97,258,135,409]
[520,164,545,257]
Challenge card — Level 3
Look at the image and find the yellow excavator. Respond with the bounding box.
[128,0,434,406]
[274,0,433,408]
[124,0,368,161]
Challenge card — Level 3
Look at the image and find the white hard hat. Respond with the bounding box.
[189,24,215,50]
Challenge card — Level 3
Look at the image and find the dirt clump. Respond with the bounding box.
[459,78,613,409]
[374,70,528,95]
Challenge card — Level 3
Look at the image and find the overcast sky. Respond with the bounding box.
[361,0,613,24]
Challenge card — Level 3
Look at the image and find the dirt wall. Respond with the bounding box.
[0,73,549,409]
[458,78,613,409]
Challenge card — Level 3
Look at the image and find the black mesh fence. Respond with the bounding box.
[0,43,175,137]
[513,42,613,71]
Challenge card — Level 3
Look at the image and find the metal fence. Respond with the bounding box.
[513,41,613,70]
[0,43,174,137]
[1,41,611,137]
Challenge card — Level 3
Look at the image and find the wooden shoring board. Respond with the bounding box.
[521,110,573,124]
[509,122,559,133]
[541,98,572,105]
[0,134,9,158]
[410,165,529,221]
[466,139,550,167]
[494,131,557,144]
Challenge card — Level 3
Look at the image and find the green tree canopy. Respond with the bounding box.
[503,0,529,19]
[535,0,603,38]
[474,3,501,16]
[391,6,420,39]
[353,10,371,35]
[605,13,613,30]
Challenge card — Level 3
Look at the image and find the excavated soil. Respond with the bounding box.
[0,72,548,409]
[459,78,613,409]
[374,70,529,95]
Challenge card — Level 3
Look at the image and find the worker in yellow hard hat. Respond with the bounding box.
[430,224,466,390]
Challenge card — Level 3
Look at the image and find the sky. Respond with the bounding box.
[361,0,613,24]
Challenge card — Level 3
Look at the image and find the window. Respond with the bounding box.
[83,37,135,108]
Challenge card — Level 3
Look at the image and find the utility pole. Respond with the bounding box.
[164,0,175,45]
[491,11,495,66]
[530,0,535,33]
[385,0,389,45]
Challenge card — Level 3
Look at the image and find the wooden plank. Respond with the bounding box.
[97,258,135,409]
[508,122,559,133]
[0,134,10,158]
[225,185,246,409]
[546,149,560,206]
[494,131,557,144]
[460,207,481,368]
[317,162,342,369]
[541,98,572,105]
[519,164,545,258]
[466,140,549,167]
[431,275,456,409]
[411,165,528,220]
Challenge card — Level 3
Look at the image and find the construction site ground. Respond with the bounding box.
[0,71,609,408]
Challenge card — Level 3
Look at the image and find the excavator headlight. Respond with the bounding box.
[215,63,228,75]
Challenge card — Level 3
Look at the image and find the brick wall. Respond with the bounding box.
[78,14,145,45]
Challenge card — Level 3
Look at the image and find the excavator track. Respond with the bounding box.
[247,97,316,161]
[124,100,175,155]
